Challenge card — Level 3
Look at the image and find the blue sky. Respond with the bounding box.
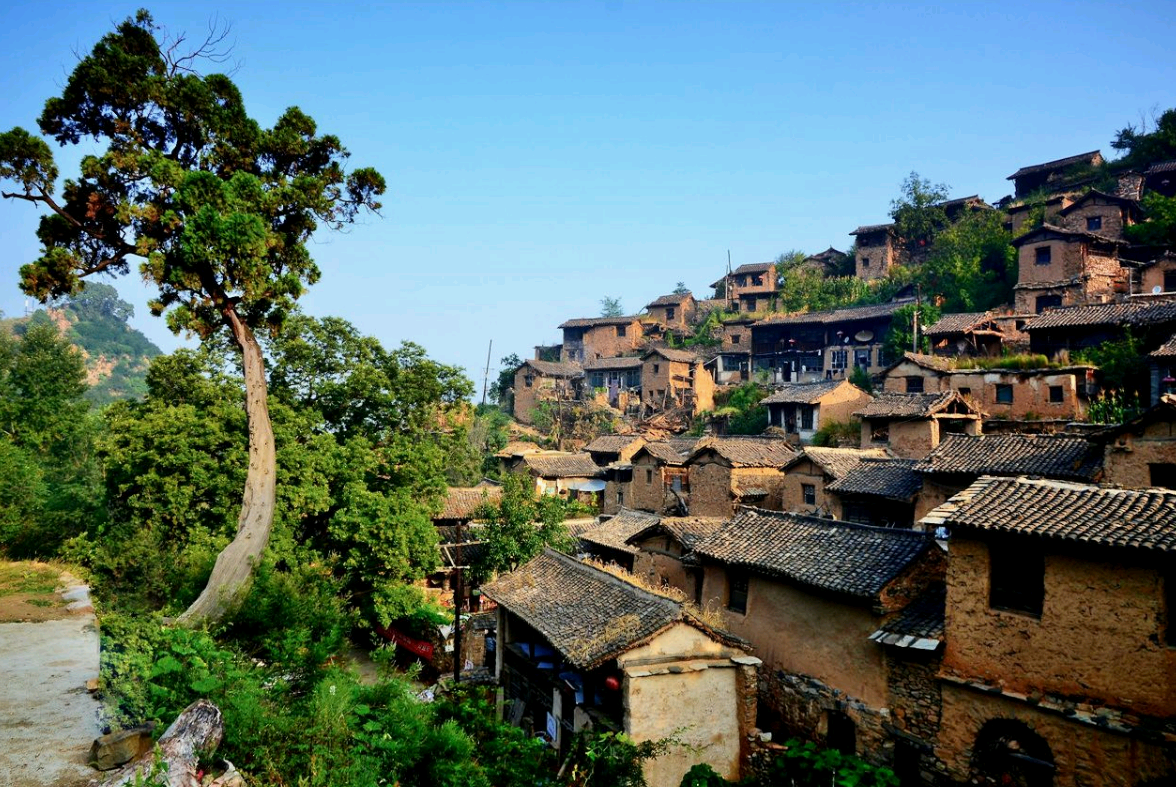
[1,1,1173,392]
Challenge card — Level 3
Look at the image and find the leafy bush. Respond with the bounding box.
[811,419,862,448]
[762,739,899,787]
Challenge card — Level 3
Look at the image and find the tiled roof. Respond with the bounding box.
[646,292,692,308]
[440,487,504,519]
[522,359,583,378]
[584,435,644,454]
[923,312,995,337]
[688,436,797,467]
[892,352,955,373]
[915,434,1102,481]
[436,522,486,544]
[1057,189,1140,214]
[855,391,974,419]
[522,452,603,478]
[754,298,915,327]
[939,194,989,209]
[869,587,945,650]
[1145,160,1176,175]
[785,447,892,480]
[583,356,643,371]
[1023,300,1176,331]
[732,262,775,275]
[761,379,850,404]
[496,440,543,458]
[920,476,1176,552]
[645,346,698,363]
[804,247,846,262]
[483,548,685,668]
[559,315,644,329]
[827,459,922,501]
[694,508,934,600]
[656,517,728,549]
[1011,223,1126,248]
[578,508,661,554]
[634,441,692,465]
[1007,150,1102,180]
[1151,334,1176,358]
[849,223,895,235]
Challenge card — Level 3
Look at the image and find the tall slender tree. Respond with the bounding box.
[0,10,385,625]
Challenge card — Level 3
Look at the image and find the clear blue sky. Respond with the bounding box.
[1,1,1173,393]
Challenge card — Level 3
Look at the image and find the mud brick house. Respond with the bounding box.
[708,318,754,385]
[559,315,649,364]
[574,507,661,570]
[800,246,849,276]
[485,549,761,787]
[880,352,1096,423]
[1131,249,1176,297]
[1056,189,1141,238]
[692,508,945,764]
[922,312,1007,357]
[644,292,696,331]
[507,452,604,506]
[912,433,1103,522]
[849,223,901,280]
[642,347,715,415]
[433,484,503,529]
[856,391,982,460]
[624,439,698,514]
[1094,394,1176,488]
[624,516,727,602]
[1011,224,1129,314]
[919,477,1176,787]
[822,458,923,528]
[1023,299,1176,359]
[1007,193,1073,236]
[761,379,874,443]
[583,356,642,409]
[583,434,646,467]
[751,298,915,384]
[1151,337,1176,403]
[712,261,778,313]
[779,446,891,516]
[685,437,797,516]
[513,359,583,426]
[1006,150,1104,199]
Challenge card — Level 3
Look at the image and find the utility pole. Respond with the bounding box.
[480,340,493,407]
[453,520,463,684]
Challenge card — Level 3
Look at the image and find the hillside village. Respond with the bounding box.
[429,135,1176,787]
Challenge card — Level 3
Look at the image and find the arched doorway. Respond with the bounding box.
[971,718,1055,787]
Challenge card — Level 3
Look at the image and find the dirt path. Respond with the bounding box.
[0,566,102,787]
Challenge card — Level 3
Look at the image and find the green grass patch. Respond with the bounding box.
[0,561,61,598]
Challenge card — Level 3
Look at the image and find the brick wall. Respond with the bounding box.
[1103,418,1176,488]
[781,459,829,514]
[689,460,735,517]
[631,454,670,512]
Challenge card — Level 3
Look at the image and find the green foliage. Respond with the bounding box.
[717,382,768,435]
[889,172,951,253]
[884,303,940,361]
[763,739,899,787]
[775,269,873,314]
[672,281,691,295]
[952,353,1055,371]
[1125,193,1176,248]
[848,366,873,394]
[468,405,514,481]
[472,473,577,582]
[915,210,1016,312]
[1111,107,1176,171]
[1086,390,1143,425]
[490,353,523,408]
[1076,331,1148,394]
[601,297,624,317]
[679,763,731,787]
[565,729,679,787]
[811,418,862,448]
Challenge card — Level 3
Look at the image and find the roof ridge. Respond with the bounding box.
[541,546,682,608]
[739,505,930,539]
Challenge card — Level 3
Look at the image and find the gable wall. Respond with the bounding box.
[1102,418,1176,488]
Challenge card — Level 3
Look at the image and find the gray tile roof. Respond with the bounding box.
[849,223,896,235]
[522,359,583,378]
[827,459,922,501]
[1023,299,1176,331]
[694,507,935,599]
[482,548,687,669]
[754,298,915,327]
[785,447,892,480]
[688,437,797,467]
[920,476,1176,552]
[922,312,996,337]
[584,435,645,454]
[633,441,692,465]
[522,452,603,478]
[891,352,955,373]
[440,487,503,520]
[583,356,644,371]
[914,434,1102,482]
[1010,223,1126,248]
[1151,333,1176,358]
[645,346,698,363]
[654,517,728,549]
[578,508,661,554]
[855,391,975,419]
[646,292,693,308]
[761,379,851,404]
[559,315,645,329]
[869,587,945,650]
[1007,150,1102,180]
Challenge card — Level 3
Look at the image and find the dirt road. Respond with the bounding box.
[0,568,102,787]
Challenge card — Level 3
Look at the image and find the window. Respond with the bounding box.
[861,256,871,268]
[800,405,814,430]
[854,349,871,369]
[905,376,925,393]
[1165,270,1176,292]
[732,333,741,344]
[826,711,856,756]
[958,386,972,398]
[653,363,660,374]
[524,375,534,388]
[1086,215,1102,232]
[646,468,654,485]
[1036,294,1062,313]
[1048,385,1064,404]
[802,484,816,506]
[616,324,627,337]
[1166,574,1176,647]
[1035,246,1052,265]
[751,275,763,286]
[995,384,1014,404]
[727,572,749,614]
[1150,463,1176,489]
[666,307,675,321]
[831,349,848,370]
[989,543,1044,616]
[871,424,889,443]
[617,490,624,507]
[590,372,604,388]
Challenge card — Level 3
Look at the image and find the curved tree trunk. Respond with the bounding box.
[177,309,276,627]
[103,700,224,787]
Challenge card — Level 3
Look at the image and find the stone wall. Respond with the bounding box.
[1061,199,1130,239]
[856,234,897,281]
[631,454,671,512]
[1141,257,1176,294]
[780,459,830,515]
[630,536,697,600]
[863,418,939,459]
[581,320,646,360]
[1103,417,1176,488]
[689,460,734,516]
[513,368,576,425]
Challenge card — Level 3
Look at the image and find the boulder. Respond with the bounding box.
[89,725,152,771]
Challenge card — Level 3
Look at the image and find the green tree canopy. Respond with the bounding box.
[889,172,951,252]
[915,210,1016,312]
[472,473,576,582]
[600,296,624,317]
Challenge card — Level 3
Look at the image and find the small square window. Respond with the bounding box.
[727,572,749,614]
[616,324,627,337]
[871,424,890,443]
[995,384,1014,404]
[666,307,676,321]
[958,386,972,397]
[1048,385,1064,404]
[646,468,654,485]
[906,376,924,394]
[1150,463,1176,489]
[653,363,660,374]
[732,334,741,344]
[1035,246,1052,265]
[802,484,816,506]
[1165,270,1176,292]
[861,256,871,268]
[751,275,763,286]
[989,543,1044,617]
[1086,215,1102,232]
[1036,295,1062,314]
[524,375,534,388]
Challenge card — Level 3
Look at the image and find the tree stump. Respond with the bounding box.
[102,699,224,787]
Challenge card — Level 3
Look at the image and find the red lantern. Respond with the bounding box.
[604,675,621,691]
